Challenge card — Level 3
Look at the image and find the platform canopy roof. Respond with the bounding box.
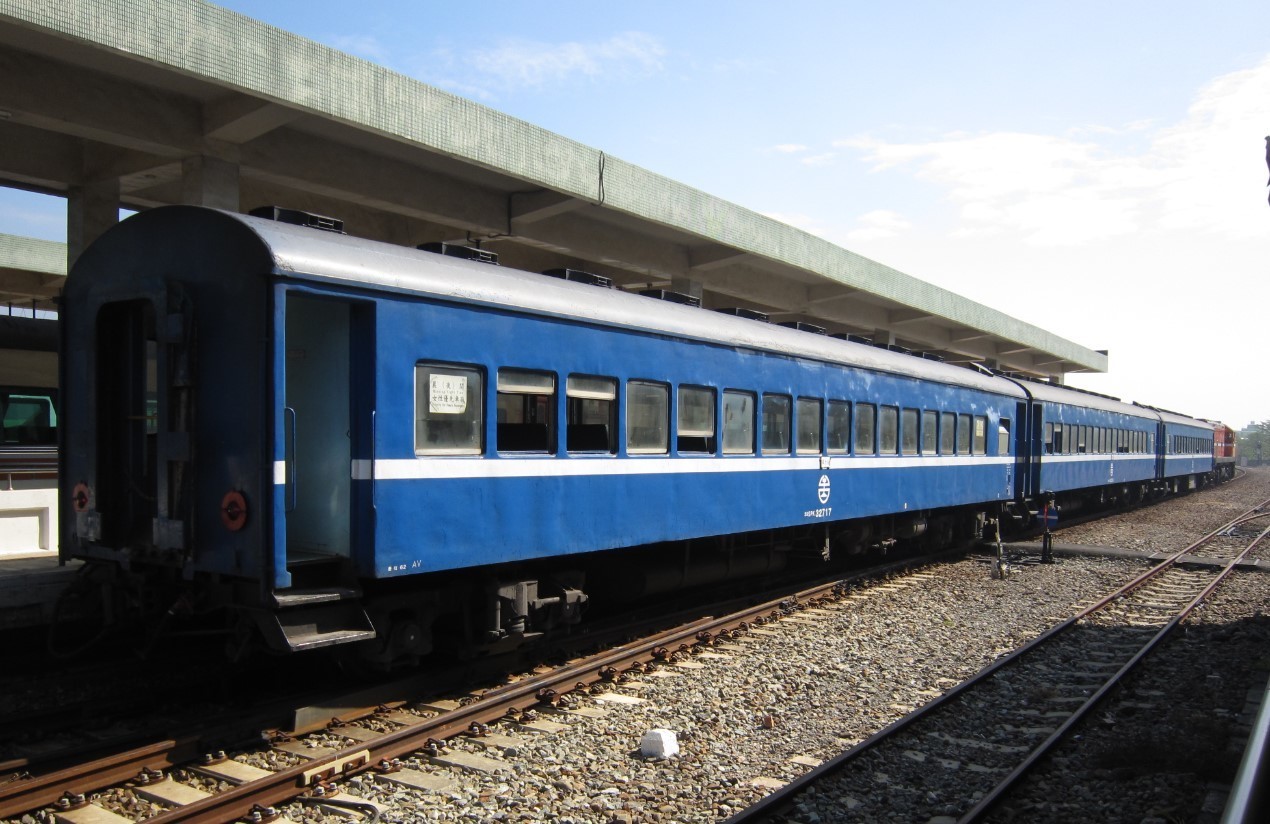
[0,0,1106,378]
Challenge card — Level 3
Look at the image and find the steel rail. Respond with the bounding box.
[1221,676,1270,824]
[0,737,205,818]
[78,579,851,824]
[959,517,1270,822]
[724,495,1270,824]
[0,543,961,822]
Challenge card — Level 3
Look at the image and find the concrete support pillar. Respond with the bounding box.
[1051,373,1065,386]
[67,178,119,268]
[671,276,703,300]
[181,154,240,211]
[872,328,896,347]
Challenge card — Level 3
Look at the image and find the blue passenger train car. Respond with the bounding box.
[1022,382,1160,505]
[1157,409,1216,483]
[57,206,1224,663]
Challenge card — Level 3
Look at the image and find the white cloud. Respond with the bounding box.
[835,55,1270,245]
[846,209,911,242]
[771,143,808,153]
[463,31,665,89]
[800,152,837,166]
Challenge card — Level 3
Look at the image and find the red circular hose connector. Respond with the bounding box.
[72,482,91,513]
[220,490,248,531]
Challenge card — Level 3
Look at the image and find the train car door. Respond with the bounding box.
[1015,401,1034,499]
[280,294,374,583]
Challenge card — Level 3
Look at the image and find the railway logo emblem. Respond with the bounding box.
[817,474,831,505]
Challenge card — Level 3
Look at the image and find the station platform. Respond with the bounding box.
[0,553,81,631]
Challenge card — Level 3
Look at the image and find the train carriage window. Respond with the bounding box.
[678,386,717,454]
[972,415,987,456]
[856,403,877,454]
[627,381,669,454]
[922,410,937,455]
[797,398,823,454]
[566,375,617,453]
[1077,426,1087,454]
[879,406,899,455]
[827,401,851,454]
[1044,421,1054,455]
[722,391,755,454]
[900,408,919,455]
[940,411,955,455]
[998,419,1011,455]
[1097,428,1105,454]
[956,414,971,455]
[415,363,484,455]
[761,394,792,454]
[497,369,556,453]
[1118,429,1127,454]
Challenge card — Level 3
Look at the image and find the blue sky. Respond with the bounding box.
[4,1,1268,427]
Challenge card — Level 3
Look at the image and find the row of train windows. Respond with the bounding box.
[414,363,1009,457]
[1042,422,1151,455]
[1169,435,1211,455]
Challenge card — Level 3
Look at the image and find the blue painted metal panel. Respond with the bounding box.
[1035,401,1158,493]
[1160,419,1214,479]
[356,294,1017,577]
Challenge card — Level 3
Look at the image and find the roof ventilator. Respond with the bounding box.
[639,289,700,308]
[778,321,827,335]
[714,307,770,322]
[418,242,500,265]
[249,206,345,234]
[542,268,612,288]
[831,333,873,345]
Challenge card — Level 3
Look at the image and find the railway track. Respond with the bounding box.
[2,558,940,823]
[726,496,1270,823]
[3,480,1259,822]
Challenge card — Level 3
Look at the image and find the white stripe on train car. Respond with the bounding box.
[1042,454,1155,464]
[363,454,1012,481]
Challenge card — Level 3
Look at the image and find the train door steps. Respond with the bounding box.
[270,586,363,608]
[255,588,376,652]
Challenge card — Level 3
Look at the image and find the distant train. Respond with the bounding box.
[58,206,1231,665]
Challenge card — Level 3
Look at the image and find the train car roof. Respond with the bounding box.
[1009,378,1161,420]
[78,207,1028,398]
[246,210,1028,397]
[1153,408,1216,430]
